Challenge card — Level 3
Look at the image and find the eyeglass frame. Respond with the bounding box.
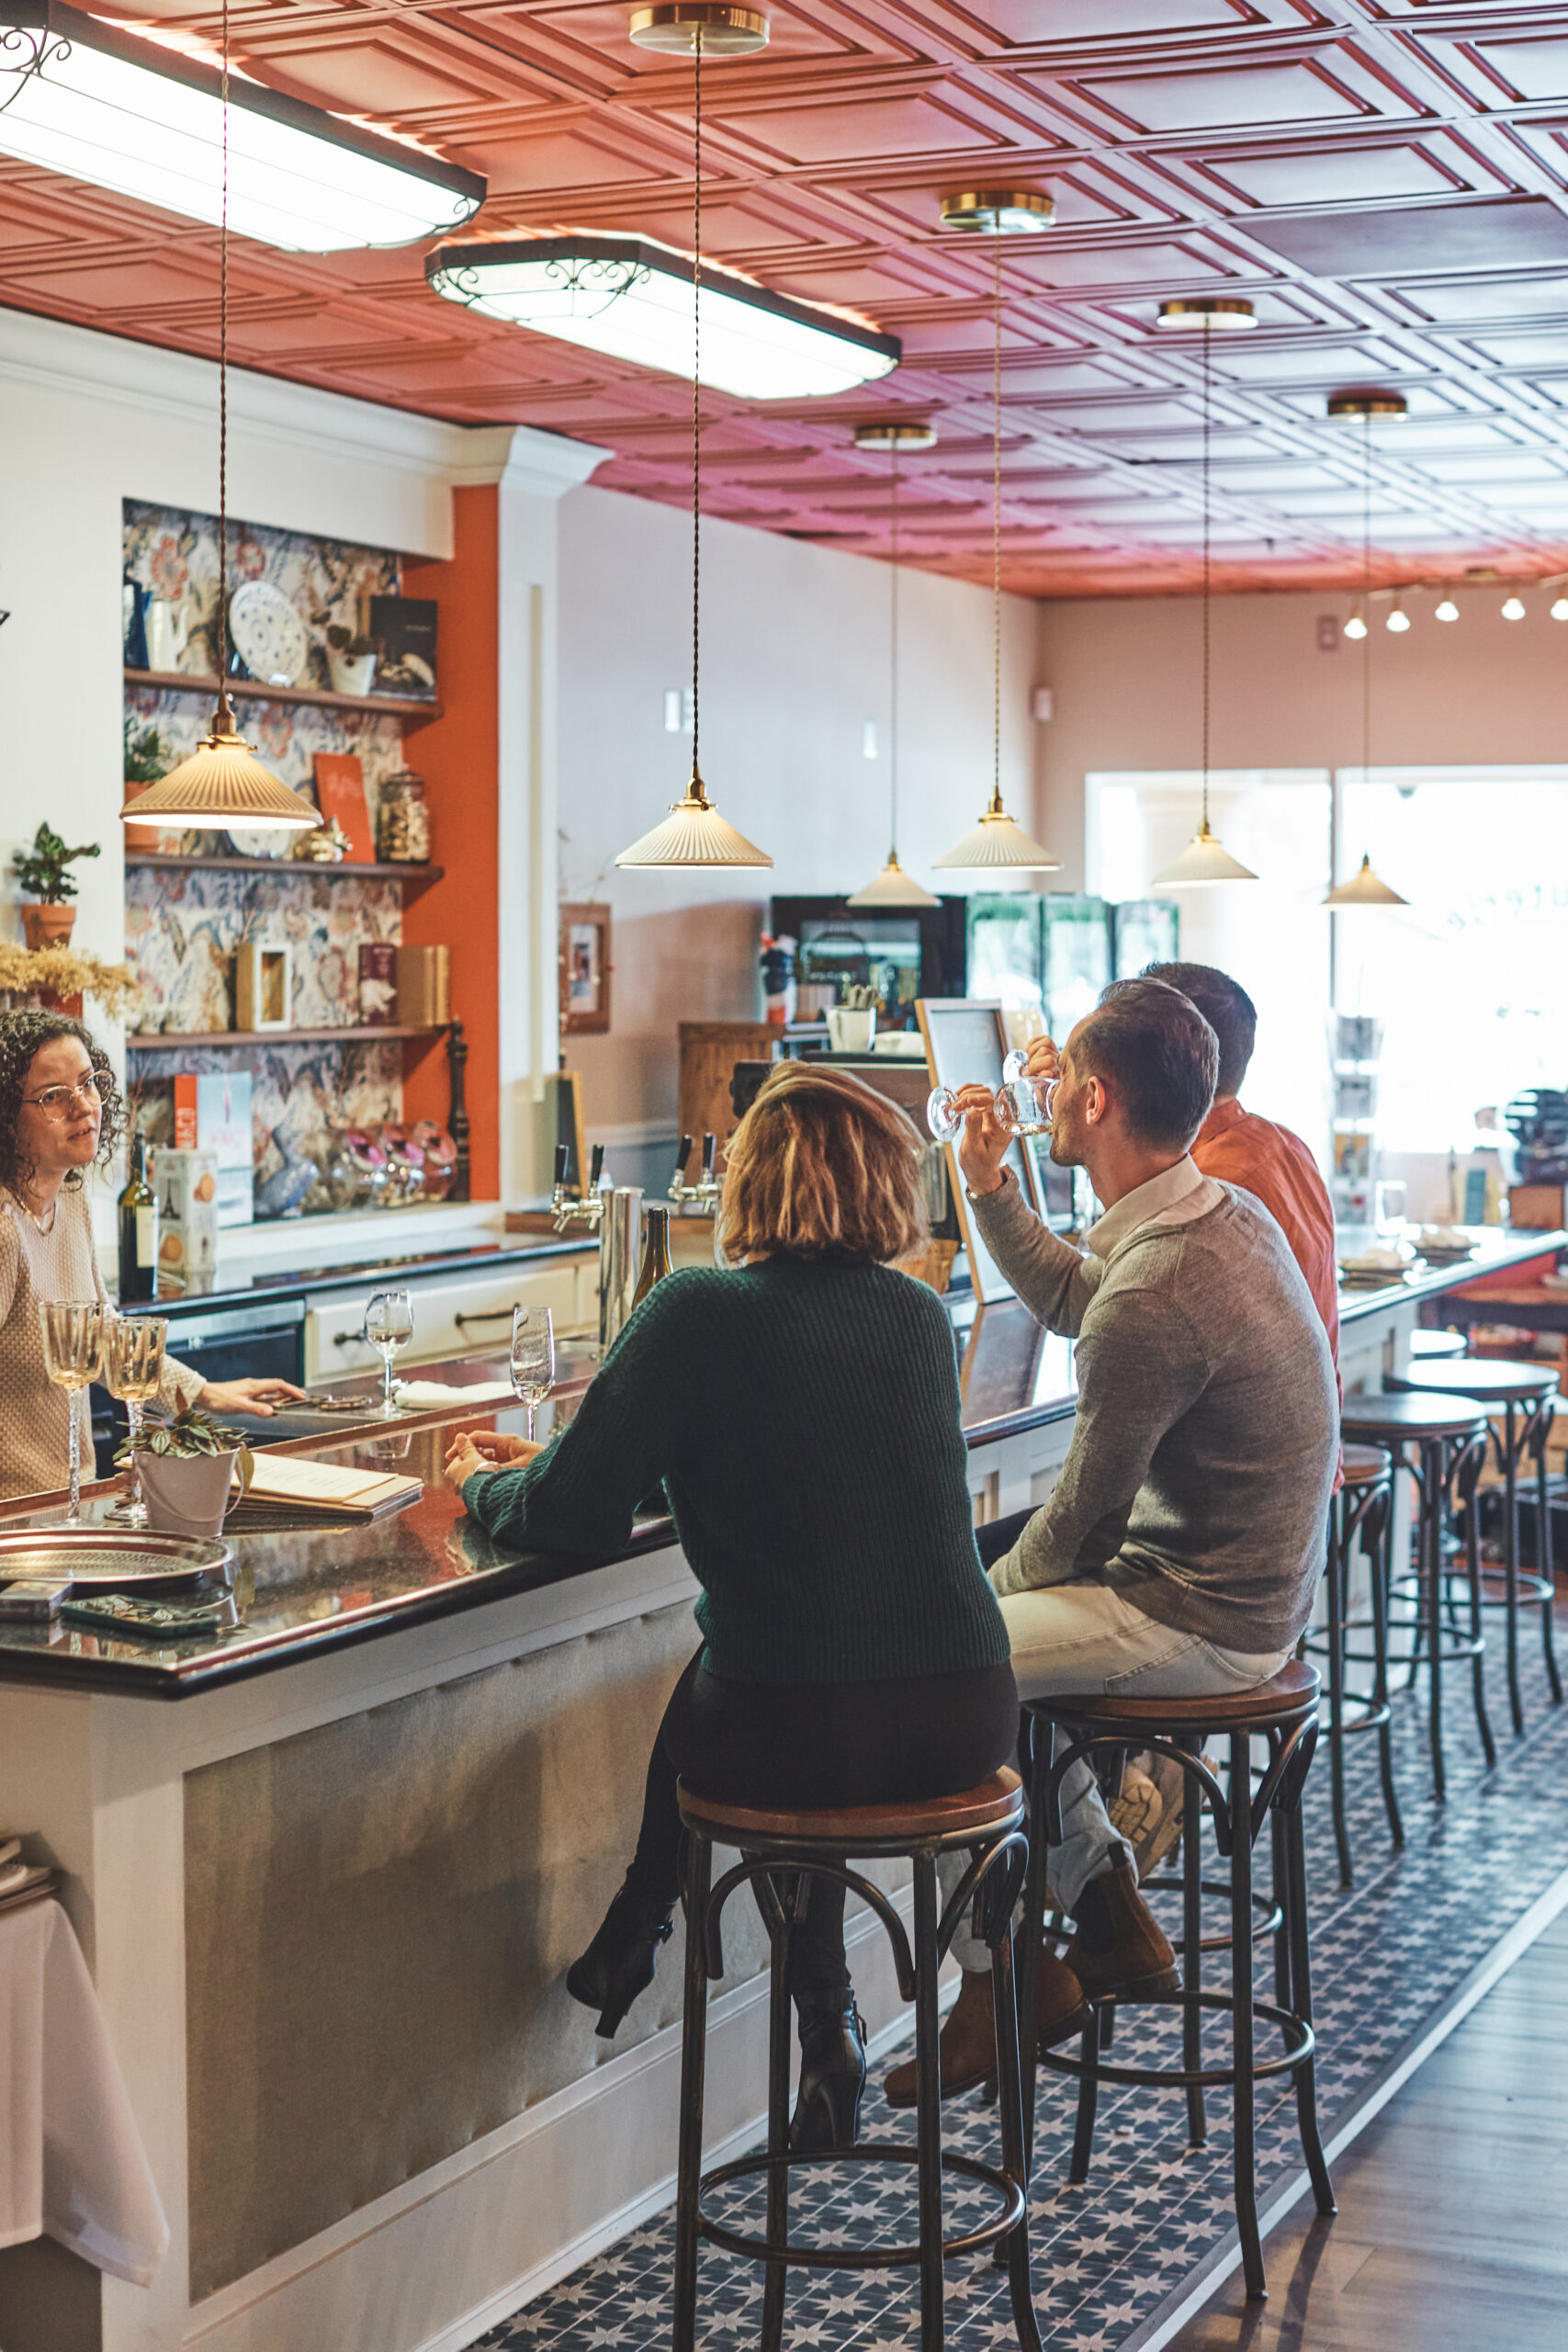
[22,1071,110,1118]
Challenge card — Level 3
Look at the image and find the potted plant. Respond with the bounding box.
[123,718,168,851]
[325,623,378,697]
[12,823,101,949]
[114,1406,254,1539]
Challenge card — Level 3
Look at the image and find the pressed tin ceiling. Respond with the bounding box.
[11,2,1568,593]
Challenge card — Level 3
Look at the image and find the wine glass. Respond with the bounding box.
[511,1306,556,1444]
[103,1313,167,1529]
[927,1051,1059,1145]
[38,1300,106,1526]
[364,1288,414,1417]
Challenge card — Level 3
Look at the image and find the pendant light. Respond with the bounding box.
[849,424,940,909]
[1151,297,1258,886]
[931,194,1060,875]
[615,5,772,870]
[118,3,318,837]
[1324,390,1409,910]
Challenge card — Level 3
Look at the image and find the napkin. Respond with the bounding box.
[391,1378,518,1409]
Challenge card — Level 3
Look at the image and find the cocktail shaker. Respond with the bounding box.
[599,1186,644,1352]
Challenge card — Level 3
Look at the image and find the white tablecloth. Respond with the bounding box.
[0,1898,168,2284]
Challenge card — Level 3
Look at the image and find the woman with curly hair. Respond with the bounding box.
[0,1009,301,1502]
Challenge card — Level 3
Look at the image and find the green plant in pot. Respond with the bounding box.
[325,622,378,698]
[12,824,101,950]
[115,1406,254,1540]
[123,718,169,850]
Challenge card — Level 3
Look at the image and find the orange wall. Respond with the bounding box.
[403,485,501,1200]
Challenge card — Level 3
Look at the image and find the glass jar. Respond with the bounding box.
[377,769,431,863]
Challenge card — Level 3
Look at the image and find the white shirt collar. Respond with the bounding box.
[1086,1155,1223,1264]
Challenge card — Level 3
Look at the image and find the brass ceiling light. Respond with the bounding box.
[849,423,941,908]
[615,4,772,868]
[1324,389,1408,910]
[1150,296,1259,885]
[931,193,1060,874]
[121,0,318,835]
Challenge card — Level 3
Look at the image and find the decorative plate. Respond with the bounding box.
[226,827,289,860]
[229,580,309,687]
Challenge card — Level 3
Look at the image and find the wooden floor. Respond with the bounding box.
[1168,1900,1568,2351]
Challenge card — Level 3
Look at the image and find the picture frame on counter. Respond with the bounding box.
[559,901,611,1036]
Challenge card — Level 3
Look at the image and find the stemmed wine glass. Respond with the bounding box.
[364,1288,414,1418]
[511,1306,556,1444]
[103,1313,167,1529]
[39,1300,106,1526]
[927,1049,1058,1145]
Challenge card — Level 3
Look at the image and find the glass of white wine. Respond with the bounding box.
[364,1288,414,1418]
[103,1313,167,1529]
[39,1300,106,1526]
[511,1306,556,1444]
[927,1050,1058,1145]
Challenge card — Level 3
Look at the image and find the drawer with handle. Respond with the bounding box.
[304,1258,588,1384]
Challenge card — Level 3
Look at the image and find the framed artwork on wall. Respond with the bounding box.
[559,902,612,1036]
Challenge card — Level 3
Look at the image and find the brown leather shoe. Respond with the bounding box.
[1064,1848,1179,2002]
[1034,1948,1089,2048]
[885,1968,995,2108]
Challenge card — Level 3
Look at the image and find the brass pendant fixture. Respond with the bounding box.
[120,1,317,837]
[848,422,940,909]
[615,4,772,868]
[1151,295,1258,886]
[931,193,1060,875]
[1323,389,1409,910]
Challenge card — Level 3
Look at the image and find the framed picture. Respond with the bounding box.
[559,901,612,1035]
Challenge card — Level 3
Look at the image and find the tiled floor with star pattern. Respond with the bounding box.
[479,1608,1566,2352]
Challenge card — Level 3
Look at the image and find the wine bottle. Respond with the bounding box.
[631,1204,674,1311]
[118,1131,159,1303]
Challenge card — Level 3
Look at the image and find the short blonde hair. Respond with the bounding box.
[719,1060,929,1265]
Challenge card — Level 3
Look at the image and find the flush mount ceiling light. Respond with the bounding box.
[930,196,1060,875]
[1322,390,1407,910]
[1326,390,1409,425]
[1151,297,1258,886]
[0,1,483,248]
[614,4,771,868]
[849,424,940,908]
[121,7,316,835]
[1325,853,1408,909]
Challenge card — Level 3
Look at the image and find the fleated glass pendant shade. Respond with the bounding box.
[848,852,939,907]
[1324,852,1406,908]
[931,796,1060,872]
[123,698,319,830]
[1154,818,1259,887]
[615,775,771,867]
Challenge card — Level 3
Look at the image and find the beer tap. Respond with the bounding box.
[551,1141,606,1236]
[671,1133,723,1217]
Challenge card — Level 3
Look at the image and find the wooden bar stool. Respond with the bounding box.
[1018,1664,1334,2303]
[1300,1442,1401,1886]
[1341,1392,1492,1800]
[672,1771,1042,2352]
[1387,1361,1562,1731]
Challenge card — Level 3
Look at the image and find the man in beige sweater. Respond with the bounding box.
[888,978,1337,2105]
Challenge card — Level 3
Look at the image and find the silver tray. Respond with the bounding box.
[0,1529,233,1592]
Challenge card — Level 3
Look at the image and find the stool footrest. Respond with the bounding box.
[696,2144,1025,2271]
[1037,1988,1314,2092]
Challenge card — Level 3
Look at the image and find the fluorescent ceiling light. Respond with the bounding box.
[0,3,484,250]
[427,235,900,401]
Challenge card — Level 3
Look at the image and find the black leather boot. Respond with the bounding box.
[565,1882,676,2038]
[789,1990,867,2154]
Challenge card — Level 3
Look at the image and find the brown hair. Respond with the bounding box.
[1068,977,1218,1152]
[719,1060,929,1265]
[0,1010,125,1203]
[1143,961,1257,1097]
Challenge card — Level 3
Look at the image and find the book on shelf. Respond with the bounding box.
[311,752,373,862]
[229,1453,423,1526]
[396,944,450,1026]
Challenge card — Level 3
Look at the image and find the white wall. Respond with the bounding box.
[556,481,1042,1143]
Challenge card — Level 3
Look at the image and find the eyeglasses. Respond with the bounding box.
[23,1071,108,1118]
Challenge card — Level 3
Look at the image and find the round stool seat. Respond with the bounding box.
[1410,1329,1468,1360]
[1342,1442,1393,1484]
[1035,1659,1319,1736]
[677,1765,1022,1847]
[1343,1391,1487,1442]
[1387,1361,1559,1405]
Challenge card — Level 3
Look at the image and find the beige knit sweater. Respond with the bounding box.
[0,1185,201,1503]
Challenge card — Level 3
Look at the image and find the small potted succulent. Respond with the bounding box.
[12,823,101,950]
[115,1406,254,1539]
[122,718,169,850]
[325,622,378,697]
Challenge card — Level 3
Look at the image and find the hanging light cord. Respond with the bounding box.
[889,447,900,856]
[1361,410,1372,781]
[1201,314,1211,831]
[991,232,1003,816]
[689,28,703,799]
[215,0,232,734]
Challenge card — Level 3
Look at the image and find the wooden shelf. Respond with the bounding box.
[124,668,442,726]
[124,852,443,893]
[126,1023,448,1050]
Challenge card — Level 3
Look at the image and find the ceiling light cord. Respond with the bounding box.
[992,232,1002,818]
[1362,410,1371,782]
[689,27,703,798]
[216,0,231,737]
[1201,314,1211,831]
[889,445,899,858]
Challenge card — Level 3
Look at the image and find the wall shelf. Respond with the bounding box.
[126,1023,448,1051]
[124,668,442,726]
[125,852,444,895]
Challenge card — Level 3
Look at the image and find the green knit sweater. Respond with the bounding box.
[463,1255,1010,1686]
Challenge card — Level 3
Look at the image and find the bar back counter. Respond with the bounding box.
[0,1229,1552,2352]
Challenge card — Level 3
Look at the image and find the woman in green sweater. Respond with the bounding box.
[446,1061,1016,2152]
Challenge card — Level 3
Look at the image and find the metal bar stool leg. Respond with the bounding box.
[911,1853,946,2352]
[1540,1430,1562,1703]
[1463,1458,1497,1770]
[1369,1491,1404,1845]
[1422,1440,1447,1803]
[1017,1716,1052,2188]
[1325,1505,1353,1887]
[1228,1728,1265,2301]
[1180,1736,1206,2149]
[761,1871,795,2352]
[1283,1793,1337,2220]
[1503,1400,1525,1736]
[989,1914,1044,2352]
[672,1831,714,2352]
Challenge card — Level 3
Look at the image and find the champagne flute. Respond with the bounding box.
[103,1313,167,1529]
[511,1306,556,1444]
[364,1287,414,1417]
[39,1300,106,1526]
[927,1051,1058,1145]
